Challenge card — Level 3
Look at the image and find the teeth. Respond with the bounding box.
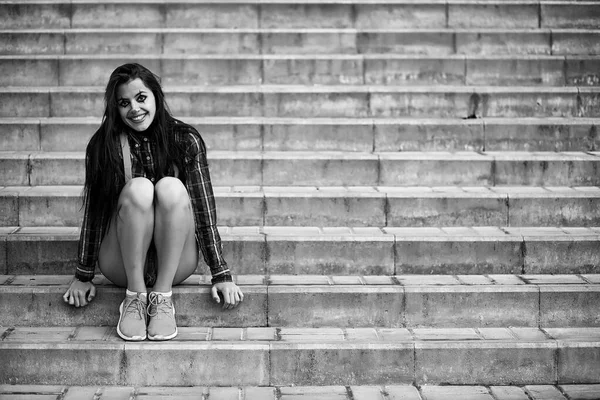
[131,114,145,122]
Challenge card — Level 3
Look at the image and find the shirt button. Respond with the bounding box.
[146,156,150,160]
[135,144,139,148]
[150,178,155,182]
[143,137,148,142]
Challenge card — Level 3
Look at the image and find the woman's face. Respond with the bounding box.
[117,78,156,132]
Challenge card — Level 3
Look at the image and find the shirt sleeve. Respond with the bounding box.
[183,131,232,284]
[76,187,106,282]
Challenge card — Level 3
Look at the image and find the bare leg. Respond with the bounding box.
[152,177,198,293]
[98,177,155,292]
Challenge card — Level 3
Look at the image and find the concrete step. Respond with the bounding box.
[2,151,599,186]
[3,55,600,87]
[2,384,600,400]
[2,85,599,119]
[2,1,599,30]
[3,186,600,228]
[2,117,599,153]
[2,28,599,56]
[1,325,599,386]
[2,226,600,276]
[1,274,599,328]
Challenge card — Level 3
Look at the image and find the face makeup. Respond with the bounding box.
[117,78,156,132]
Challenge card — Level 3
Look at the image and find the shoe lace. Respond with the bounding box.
[147,294,173,319]
[124,296,146,320]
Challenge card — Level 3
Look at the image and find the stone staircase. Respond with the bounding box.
[1,1,600,399]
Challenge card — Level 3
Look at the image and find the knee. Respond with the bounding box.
[118,177,154,212]
[154,177,189,210]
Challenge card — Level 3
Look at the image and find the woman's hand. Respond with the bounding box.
[211,281,244,310]
[63,278,96,307]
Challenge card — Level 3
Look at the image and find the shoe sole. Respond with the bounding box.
[117,301,147,341]
[148,302,178,341]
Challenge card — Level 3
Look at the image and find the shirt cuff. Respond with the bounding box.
[211,272,233,285]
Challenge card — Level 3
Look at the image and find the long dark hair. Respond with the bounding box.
[83,63,185,235]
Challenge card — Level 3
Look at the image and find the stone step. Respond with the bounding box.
[1,384,600,400]
[2,151,599,186]
[2,226,600,276]
[1,325,599,386]
[2,85,599,119]
[2,1,598,30]
[3,55,600,87]
[2,28,599,56]
[3,186,600,228]
[1,274,599,328]
[2,117,599,153]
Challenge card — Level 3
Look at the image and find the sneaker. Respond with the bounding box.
[147,292,177,341]
[117,293,147,341]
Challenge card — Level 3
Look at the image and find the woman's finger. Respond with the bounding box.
[63,289,71,303]
[78,291,88,307]
[88,285,96,302]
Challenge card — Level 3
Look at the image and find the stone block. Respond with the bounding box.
[264,123,373,152]
[164,32,260,55]
[264,92,369,118]
[457,32,551,55]
[365,57,465,86]
[484,121,599,152]
[66,32,162,55]
[162,58,261,86]
[268,287,404,328]
[494,155,600,186]
[358,32,454,55]
[71,4,163,28]
[0,190,20,227]
[18,188,83,227]
[261,4,353,28]
[566,58,600,86]
[166,4,258,29]
[215,194,264,226]
[384,386,423,400]
[193,122,262,152]
[262,156,378,186]
[525,386,567,400]
[370,92,472,118]
[0,92,49,118]
[270,343,414,385]
[264,58,364,85]
[379,155,493,186]
[420,386,494,400]
[558,342,600,384]
[124,342,269,386]
[0,59,58,86]
[386,195,508,226]
[40,122,96,152]
[29,155,84,186]
[466,58,565,86]
[0,32,64,55]
[0,154,30,186]
[208,156,262,186]
[540,286,600,327]
[355,4,446,29]
[524,237,600,274]
[490,386,529,400]
[553,32,600,56]
[404,286,539,327]
[6,234,79,275]
[510,195,600,227]
[0,122,40,152]
[374,121,483,152]
[49,91,104,118]
[578,90,600,118]
[221,237,265,276]
[266,237,394,275]
[416,341,556,385]
[0,4,70,29]
[263,32,357,54]
[479,91,577,118]
[542,4,600,29]
[264,194,386,226]
[560,384,600,399]
[173,92,262,117]
[60,58,161,87]
[449,4,538,28]
[394,237,523,275]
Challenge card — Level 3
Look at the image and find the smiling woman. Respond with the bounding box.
[62,63,243,342]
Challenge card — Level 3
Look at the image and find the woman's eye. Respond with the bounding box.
[137,95,146,103]
[119,101,129,108]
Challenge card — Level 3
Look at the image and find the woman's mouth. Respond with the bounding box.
[129,113,147,123]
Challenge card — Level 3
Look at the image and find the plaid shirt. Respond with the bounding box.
[77,121,232,284]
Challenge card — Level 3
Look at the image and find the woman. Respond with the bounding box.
[62,63,243,341]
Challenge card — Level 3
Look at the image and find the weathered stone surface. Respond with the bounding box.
[162,58,261,86]
[60,58,161,87]
[164,32,260,55]
[566,58,600,86]
[0,59,58,87]
[264,58,363,85]
[0,122,39,152]
[457,32,551,56]
[374,121,483,151]
[466,58,564,86]
[166,4,258,29]
[365,57,465,85]
[0,32,64,55]
[449,4,538,28]
[356,4,446,29]
[524,237,600,274]
[358,32,454,55]
[542,4,600,29]
[540,286,600,327]
[553,32,600,56]
[261,4,353,29]
[0,4,70,29]
[0,92,49,118]
[558,342,600,384]
[66,32,162,55]
[264,123,373,152]
[71,4,163,28]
